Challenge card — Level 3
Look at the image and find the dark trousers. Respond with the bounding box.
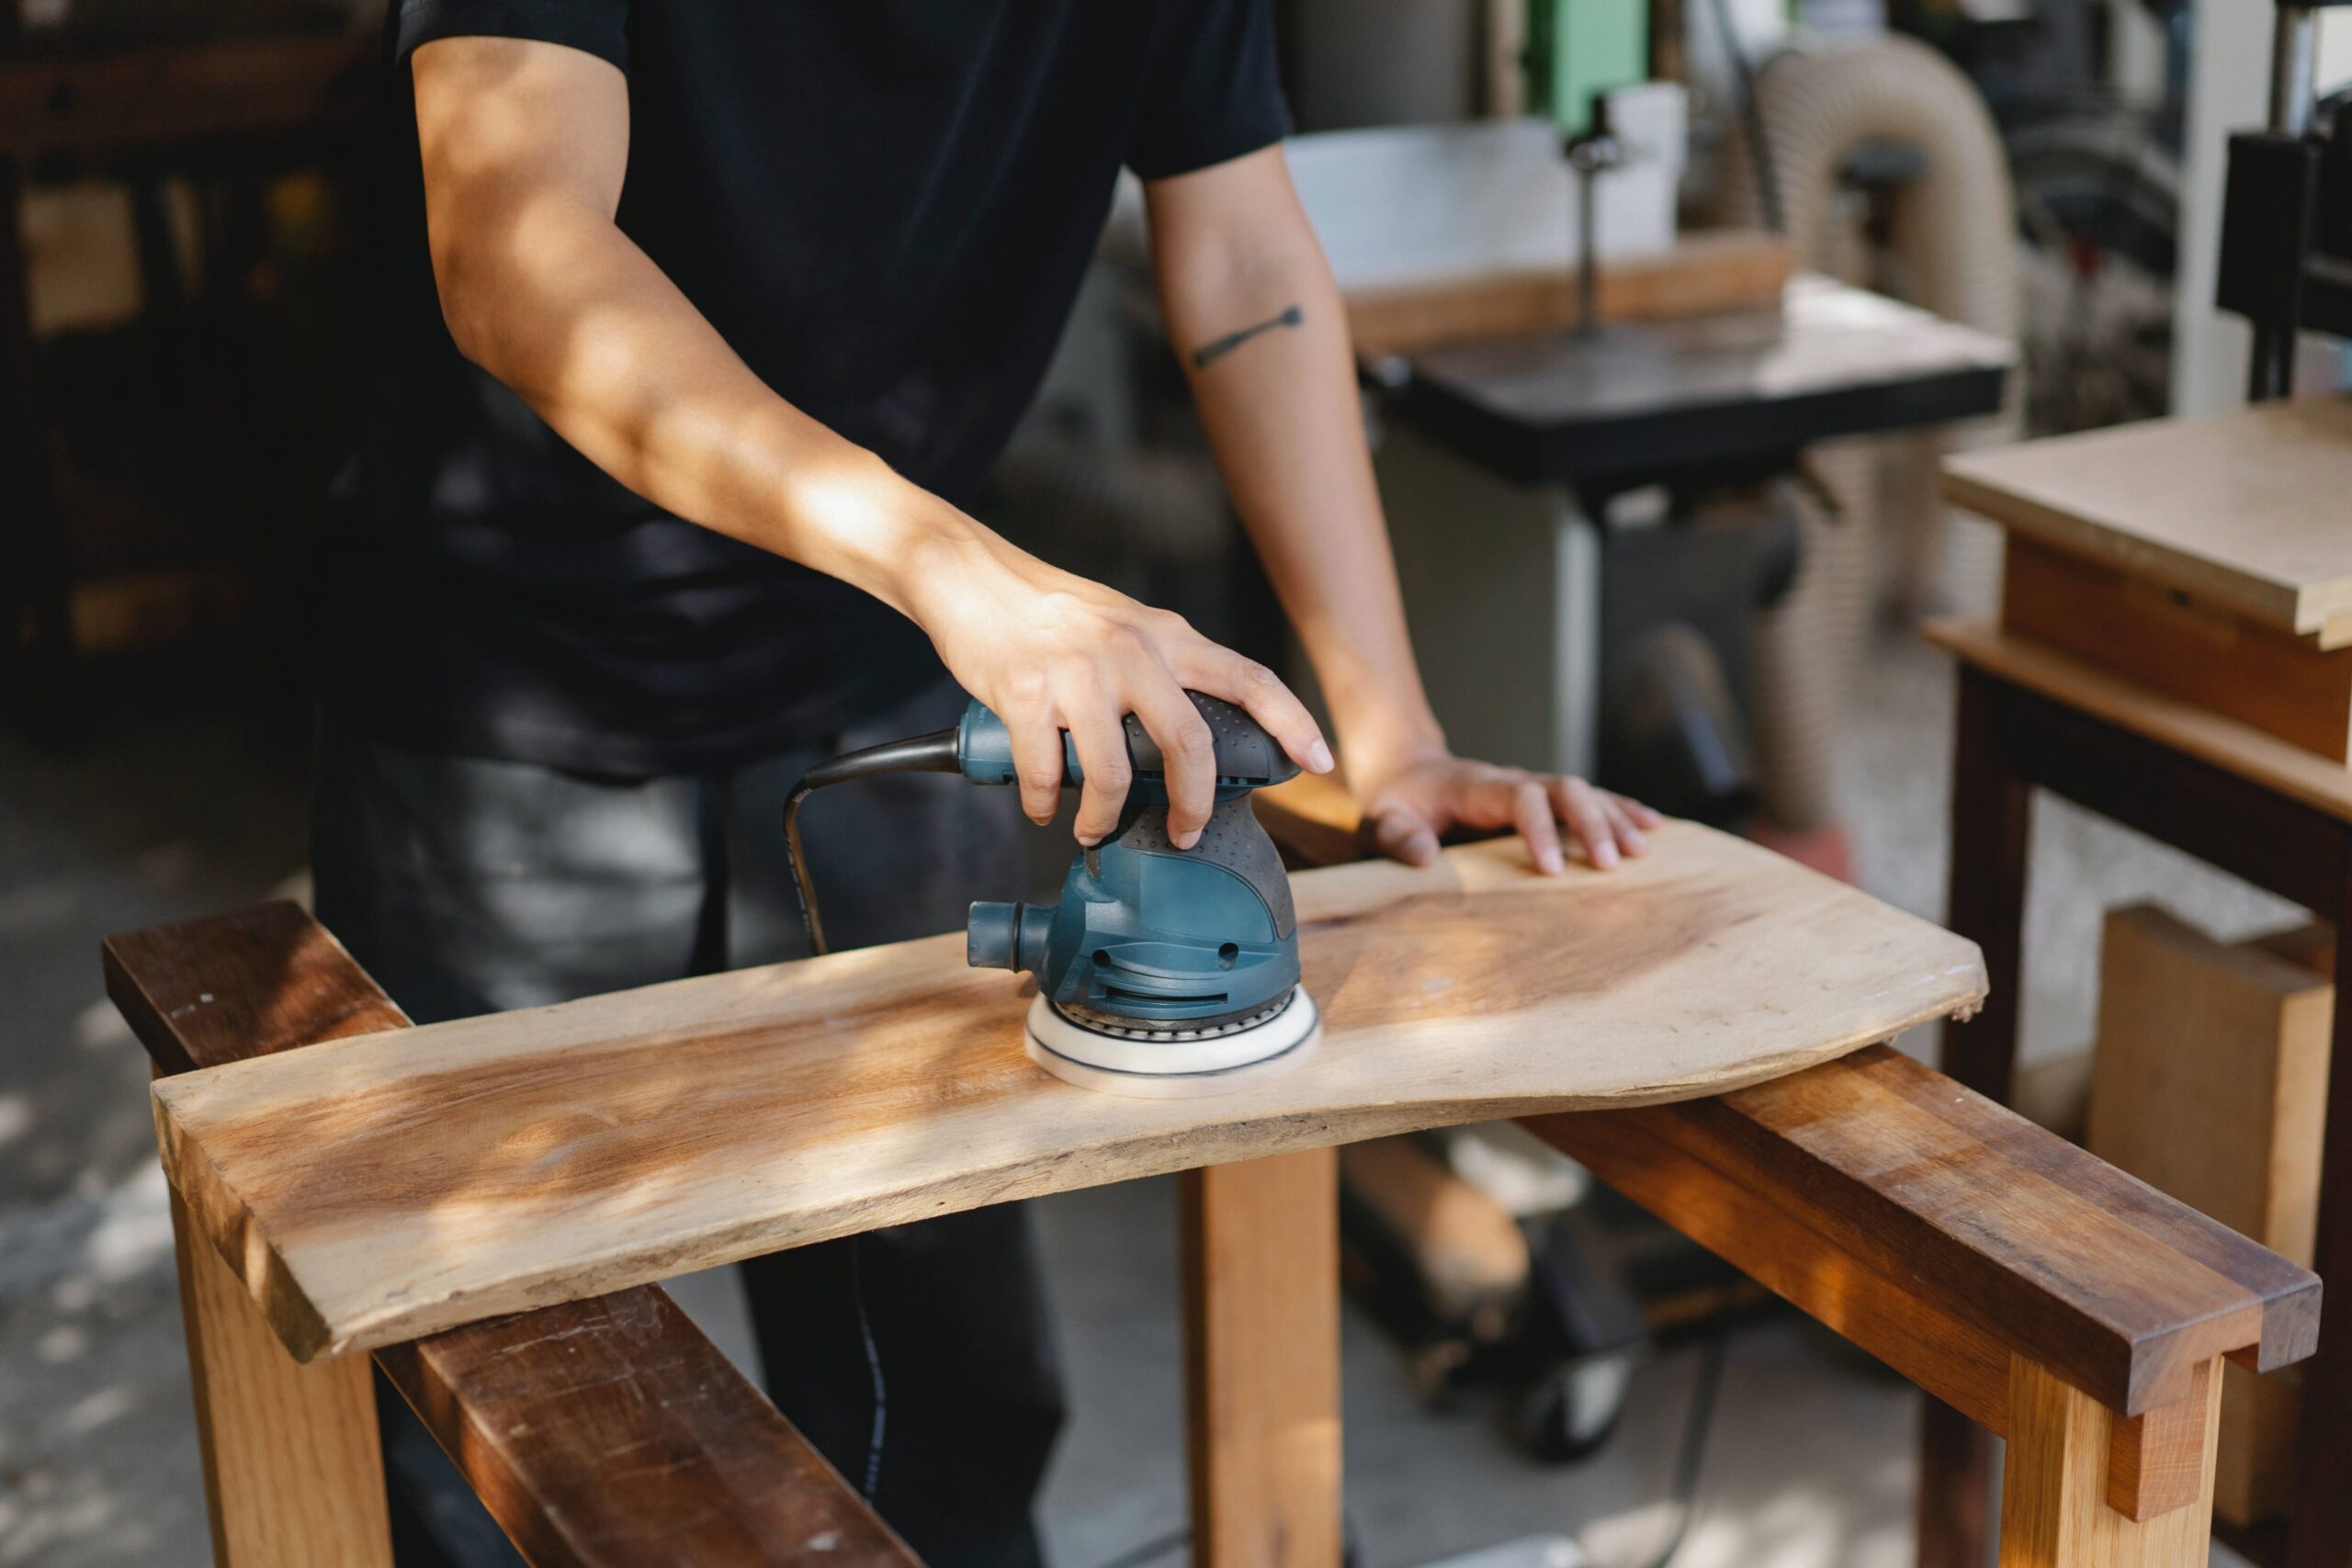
[311,680,1067,1568]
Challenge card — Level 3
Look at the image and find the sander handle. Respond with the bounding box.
[956,691,1300,795]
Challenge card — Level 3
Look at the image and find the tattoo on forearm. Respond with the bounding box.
[1191,304,1303,368]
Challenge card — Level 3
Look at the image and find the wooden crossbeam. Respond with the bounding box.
[109,902,914,1568]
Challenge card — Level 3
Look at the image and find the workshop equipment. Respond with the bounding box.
[781,691,1319,1096]
[2216,0,2352,400]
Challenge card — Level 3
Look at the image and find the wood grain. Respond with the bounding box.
[108,904,915,1568]
[1344,231,1794,356]
[1182,1150,1343,1568]
[2090,906,2331,1270]
[1925,617,2352,826]
[168,1181,392,1567]
[378,1291,914,1567]
[2086,907,2324,1523]
[2002,537,2352,762]
[1942,397,2352,638]
[2109,1361,2217,1523]
[1535,1045,2319,1421]
[148,824,1985,1361]
[2000,1354,2221,1568]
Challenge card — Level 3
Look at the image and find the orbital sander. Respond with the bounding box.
[783,691,1319,1096]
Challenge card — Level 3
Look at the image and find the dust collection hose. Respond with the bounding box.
[1713,36,2018,829]
[781,728,960,957]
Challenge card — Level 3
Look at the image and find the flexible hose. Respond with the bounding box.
[1713,37,2019,829]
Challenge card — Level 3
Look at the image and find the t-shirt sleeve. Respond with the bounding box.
[1125,0,1292,182]
[392,0,628,73]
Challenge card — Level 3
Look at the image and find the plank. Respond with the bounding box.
[1182,1149,1343,1568]
[2000,1355,2222,1568]
[1925,616,2352,826]
[1345,231,1793,357]
[1534,1045,2320,1422]
[107,904,915,1568]
[1942,398,2352,639]
[2089,906,2331,1271]
[378,1291,914,1567]
[2002,536,2352,763]
[150,822,1985,1360]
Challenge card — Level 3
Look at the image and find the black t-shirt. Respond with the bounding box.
[328,0,1289,777]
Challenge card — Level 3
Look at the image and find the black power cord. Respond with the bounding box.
[780,728,960,954]
[1630,1331,1731,1568]
[776,726,960,1506]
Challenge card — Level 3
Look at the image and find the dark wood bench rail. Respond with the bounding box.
[108,902,916,1568]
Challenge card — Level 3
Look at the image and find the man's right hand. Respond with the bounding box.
[899,521,1333,850]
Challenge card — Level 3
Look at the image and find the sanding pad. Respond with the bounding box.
[1023,988,1321,1099]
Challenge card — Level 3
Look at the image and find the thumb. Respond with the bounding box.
[1372,806,1442,867]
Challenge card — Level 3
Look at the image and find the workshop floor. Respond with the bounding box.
[0,628,2294,1568]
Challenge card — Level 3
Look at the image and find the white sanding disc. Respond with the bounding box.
[1024,988,1321,1100]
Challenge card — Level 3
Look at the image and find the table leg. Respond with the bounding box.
[1182,1146,1343,1568]
[168,1188,392,1566]
[2285,853,2352,1568]
[1926,666,2036,1568]
[1998,1355,2220,1568]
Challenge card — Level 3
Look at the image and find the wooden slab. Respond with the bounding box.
[150,823,1984,1361]
[1925,616,2352,827]
[1943,398,2352,640]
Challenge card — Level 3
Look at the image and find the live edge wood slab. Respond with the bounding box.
[150,821,1983,1364]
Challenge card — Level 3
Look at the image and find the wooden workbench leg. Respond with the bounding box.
[1927,666,2036,1568]
[169,1188,392,1566]
[1182,1146,1343,1568]
[2285,857,2352,1568]
[1998,1355,2220,1568]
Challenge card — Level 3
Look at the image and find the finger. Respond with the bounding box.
[1176,646,1334,775]
[1372,806,1442,866]
[1598,795,1646,858]
[1132,679,1218,849]
[1007,705,1069,828]
[1511,779,1566,875]
[1614,791,1665,830]
[1065,697,1134,848]
[1552,776,1620,869]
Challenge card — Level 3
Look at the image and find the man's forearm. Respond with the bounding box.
[415,39,979,625]
[1148,152,1444,777]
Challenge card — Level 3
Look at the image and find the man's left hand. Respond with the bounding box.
[1352,750,1662,875]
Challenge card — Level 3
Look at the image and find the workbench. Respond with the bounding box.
[1928,396,2352,1568]
[108,784,2315,1567]
[1372,275,2010,782]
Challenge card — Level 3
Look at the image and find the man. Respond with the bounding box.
[318,4,1659,1563]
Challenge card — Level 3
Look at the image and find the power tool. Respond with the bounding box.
[783,691,1321,1097]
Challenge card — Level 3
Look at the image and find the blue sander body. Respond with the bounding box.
[782,692,1323,1096]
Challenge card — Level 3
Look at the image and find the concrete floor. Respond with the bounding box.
[0,627,2292,1567]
